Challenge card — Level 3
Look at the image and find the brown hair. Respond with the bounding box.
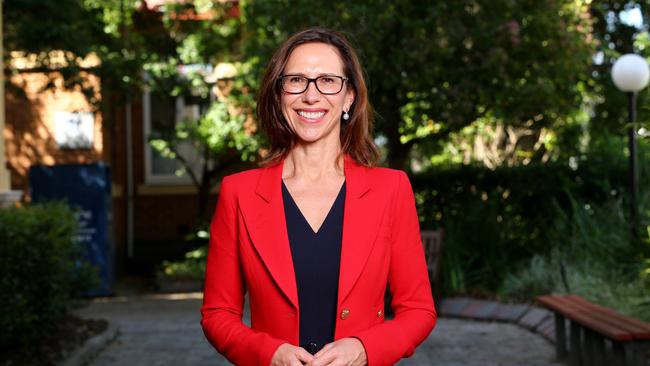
[257,27,379,167]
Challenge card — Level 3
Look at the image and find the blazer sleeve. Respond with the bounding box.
[353,171,437,365]
[200,176,286,366]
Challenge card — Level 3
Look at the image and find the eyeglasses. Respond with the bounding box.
[279,74,348,95]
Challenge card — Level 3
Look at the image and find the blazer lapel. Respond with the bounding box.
[238,156,386,310]
[239,160,299,310]
[337,156,385,305]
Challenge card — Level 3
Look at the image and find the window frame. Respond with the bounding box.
[142,88,212,185]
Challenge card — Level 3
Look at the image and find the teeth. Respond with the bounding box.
[298,111,325,119]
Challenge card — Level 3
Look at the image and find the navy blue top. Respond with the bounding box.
[282,181,346,355]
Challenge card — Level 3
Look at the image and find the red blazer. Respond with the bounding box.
[201,156,436,366]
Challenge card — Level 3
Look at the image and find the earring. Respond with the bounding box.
[343,111,350,120]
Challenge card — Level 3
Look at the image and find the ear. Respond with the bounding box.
[344,87,355,112]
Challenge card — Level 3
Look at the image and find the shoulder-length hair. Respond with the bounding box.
[257,27,379,167]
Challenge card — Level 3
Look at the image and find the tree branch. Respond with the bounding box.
[168,145,201,189]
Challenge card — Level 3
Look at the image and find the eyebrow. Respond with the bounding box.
[281,72,343,77]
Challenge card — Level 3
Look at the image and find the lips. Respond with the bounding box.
[296,109,327,122]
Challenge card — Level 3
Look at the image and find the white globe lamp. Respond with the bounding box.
[612,54,650,92]
[611,53,650,242]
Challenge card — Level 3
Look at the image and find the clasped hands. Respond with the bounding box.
[271,338,367,366]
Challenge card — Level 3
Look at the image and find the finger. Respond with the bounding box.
[313,342,333,358]
[295,347,315,363]
[309,350,336,366]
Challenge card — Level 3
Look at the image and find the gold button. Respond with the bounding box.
[377,310,383,317]
[340,308,350,320]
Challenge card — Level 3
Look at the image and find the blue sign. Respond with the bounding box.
[29,163,113,296]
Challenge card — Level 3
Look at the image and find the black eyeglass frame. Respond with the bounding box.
[278,74,349,95]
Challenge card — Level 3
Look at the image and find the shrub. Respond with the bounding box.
[500,194,650,320]
[412,151,632,295]
[158,225,209,281]
[159,246,207,281]
[0,202,98,349]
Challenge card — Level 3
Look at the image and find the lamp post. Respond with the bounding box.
[611,54,650,241]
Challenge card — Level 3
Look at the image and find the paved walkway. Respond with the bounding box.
[73,293,564,365]
[73,293,222,365]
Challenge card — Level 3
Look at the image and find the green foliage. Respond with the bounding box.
[159,246,207,281]
[501,254,560,298]
[412,149,630,294]
[158,224,209,281]
[4,0,108,61]
[0,203,99,349]
[419,132,650,319]
[197,101,259,159]
[501,194,650,321]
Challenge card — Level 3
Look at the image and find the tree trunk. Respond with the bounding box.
[387,138,411,170]
[376,98,411,170]
[197,179,211,223]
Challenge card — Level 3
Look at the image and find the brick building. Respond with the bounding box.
[2,0,239,275]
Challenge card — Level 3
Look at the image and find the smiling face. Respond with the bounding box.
[280,42,355,146]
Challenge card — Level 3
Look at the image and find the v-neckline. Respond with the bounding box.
[282,180,346,235]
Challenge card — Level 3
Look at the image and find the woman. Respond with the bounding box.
[201,28,436,366]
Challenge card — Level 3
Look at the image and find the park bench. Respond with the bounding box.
[537,294,650,366]
[421,229,443,300]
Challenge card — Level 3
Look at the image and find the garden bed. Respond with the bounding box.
[0,315,108,366]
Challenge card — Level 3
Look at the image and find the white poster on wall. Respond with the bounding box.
[54,111,94,149]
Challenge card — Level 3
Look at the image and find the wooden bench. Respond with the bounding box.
[421,229,443,300]
[537,294,650,366]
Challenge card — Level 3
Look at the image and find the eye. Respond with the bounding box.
[319,77,336,84]
[288,76,304,84]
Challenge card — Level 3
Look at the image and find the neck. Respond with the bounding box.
[284,141,344,180]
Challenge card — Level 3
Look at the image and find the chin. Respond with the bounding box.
[295,131,325,143]
[293,123,340,144]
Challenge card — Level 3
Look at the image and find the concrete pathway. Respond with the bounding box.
[73,293,222,365]
[400,319,563,366]
[73,293,564,366]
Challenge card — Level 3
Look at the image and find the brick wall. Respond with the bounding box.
[5,71,104,194]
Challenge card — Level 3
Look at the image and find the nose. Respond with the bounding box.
[301,81,321,104]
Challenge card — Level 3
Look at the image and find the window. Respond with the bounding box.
[142,89,212,185]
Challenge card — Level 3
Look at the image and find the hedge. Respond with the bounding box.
[0,202,97,349]
[411,154,633,293]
